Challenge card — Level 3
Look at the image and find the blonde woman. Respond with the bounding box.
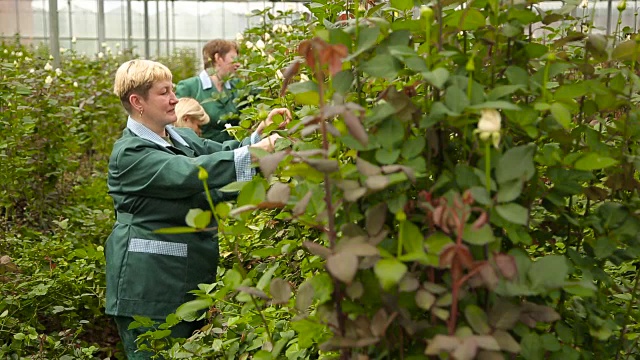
[174,97,210,136]
[107,59,290,359]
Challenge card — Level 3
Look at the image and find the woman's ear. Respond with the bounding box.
[129,93,143,111]
[213,53,222,65]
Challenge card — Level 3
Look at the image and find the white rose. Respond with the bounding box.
[44,62,53,71]
[476,109,502,148]
[101,42,108,48]
[71,36,77,43]
[276,70,283,79]
[300,74,309,81]
[255,39,265,50]
[44,75,53,84]
[73,81,78,87]
[581,0,588,7]
[267,54,275,63]
[264,33,271,41]
[29,68,35,73]
[478,109,501,133]
[236,33,244,42]
[3,49,7,54]
[16,51,22,57]
[55,68,62,76]
[97,52,104,59]
[60,47,66,53]
[245,41,255,49]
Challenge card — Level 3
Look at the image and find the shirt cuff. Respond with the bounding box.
[250,131,261,145]
[233,146,255,182]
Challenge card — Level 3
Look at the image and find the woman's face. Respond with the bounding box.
[139,80,178,126]
[184,116,203,136]
[215,49,239,78]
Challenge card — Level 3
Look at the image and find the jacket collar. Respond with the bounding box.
[198,70,232,91]
[127,116,190,148]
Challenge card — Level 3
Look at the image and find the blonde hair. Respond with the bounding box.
[113,59,172,114]
[175,98,210,127]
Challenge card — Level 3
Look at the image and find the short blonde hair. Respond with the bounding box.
[113,59,172,114]
[175,98,210,127]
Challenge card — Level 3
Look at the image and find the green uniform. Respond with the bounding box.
[175,70,240,143]
[105,117,257,321]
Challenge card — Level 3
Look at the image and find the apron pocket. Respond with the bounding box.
[120,238,188,303]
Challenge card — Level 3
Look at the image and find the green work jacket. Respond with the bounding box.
[175,71,240,143]
[105,117,259,320]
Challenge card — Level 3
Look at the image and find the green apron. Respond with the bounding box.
[105,125,252,320]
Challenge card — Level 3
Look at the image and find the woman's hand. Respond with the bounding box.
[256,108,292,135]
[250,133,282,154]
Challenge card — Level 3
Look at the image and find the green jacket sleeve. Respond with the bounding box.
[109,141,241,200]
[175,78,196,99]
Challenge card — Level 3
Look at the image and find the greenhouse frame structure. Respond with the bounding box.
[0,0,638,68]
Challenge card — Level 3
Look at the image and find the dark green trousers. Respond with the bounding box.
[113,316,204,359]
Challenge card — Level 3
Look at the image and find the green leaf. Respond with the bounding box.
[374,258,408,290]
[401,136,425,159]
[361,54,401,79]
[333,70,354,94]
[375,148,401,164]
[185,209,212,229]
[495,144,535,185]
[390,0,413,10]
[528,255,568,289]
[415,289,436,310]
[550,102,572,129]
[574,152,618,171]
[399,221,424,254]
[422,68,450,89]
[219,181,248,192]
[154,226,199,234]
[487,85,525,100]
[176,298,213,321]
[288,81,320,106]
[350,26,380,59]
[291,318,328,348]
[327,252,359,284]
[497,179,523,203]
[444,8,487,31]
[257,263,280,290]
[465,305,491,335]
[611,39,640,61]
[462,224,496,245]
[237,178,266,206]
[444,85,469,114]
[253,350,273,360]
[495,203,529,225]
[468,101,520,110]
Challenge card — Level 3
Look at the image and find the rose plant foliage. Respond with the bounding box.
[4,0,640,358]
[137,0,640,359]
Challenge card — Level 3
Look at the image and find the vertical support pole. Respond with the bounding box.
[606,0,613,35]
[67,0,73,47]
[15,0,21,34]
[98,0,106,51]
[171,0,175,52]
[48,0,60,67]
[165,0,169,55]
[127,0,133,50]
[155,0,160,57]
[144,0,150,58]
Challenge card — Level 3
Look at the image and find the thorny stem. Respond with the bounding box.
[485,141,491,195]
[448,206,467,335]
[312,43,347,345]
